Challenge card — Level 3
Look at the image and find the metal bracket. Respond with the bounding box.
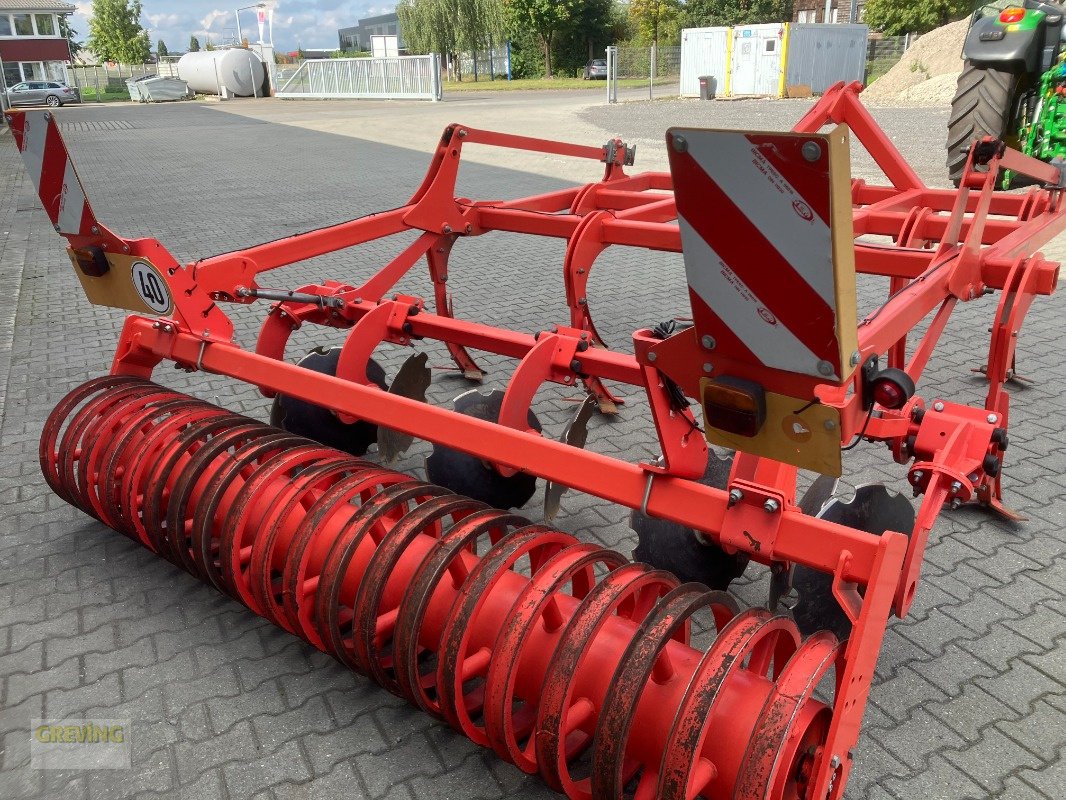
[602,139,636,167]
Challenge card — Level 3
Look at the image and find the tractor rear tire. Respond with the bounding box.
[947,62,1021,186]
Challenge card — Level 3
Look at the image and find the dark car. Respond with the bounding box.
[5,81,80,107]
[583,59,608,80]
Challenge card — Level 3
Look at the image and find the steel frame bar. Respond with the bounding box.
[10,81,1064,800]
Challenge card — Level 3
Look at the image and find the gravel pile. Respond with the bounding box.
[862,18,969,107]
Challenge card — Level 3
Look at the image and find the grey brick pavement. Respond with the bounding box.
[0,98,1063,799]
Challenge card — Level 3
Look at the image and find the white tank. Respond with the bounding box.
[177,49,265,96]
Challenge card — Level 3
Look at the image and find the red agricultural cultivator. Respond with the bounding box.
[12,81,1064,799]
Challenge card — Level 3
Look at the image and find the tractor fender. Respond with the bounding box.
[963,14,1044,73]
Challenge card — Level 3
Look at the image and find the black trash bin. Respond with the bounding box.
[698,75,716,100]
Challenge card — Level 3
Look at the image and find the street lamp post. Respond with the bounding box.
[235,3,266,45]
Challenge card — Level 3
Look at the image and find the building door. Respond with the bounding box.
[732,25,784,96]
[731,28,758,94]
[753,28,783,95]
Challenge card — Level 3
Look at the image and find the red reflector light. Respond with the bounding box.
[999,7,1025,23]
[873,380,904,409]
[702,376,766,437]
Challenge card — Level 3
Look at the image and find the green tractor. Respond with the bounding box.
[947,1,1066,186]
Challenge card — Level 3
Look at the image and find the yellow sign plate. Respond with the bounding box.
[67,251,174,316]
[701,378,843,476]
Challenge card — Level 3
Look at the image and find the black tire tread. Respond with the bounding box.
[946,62,1019,185]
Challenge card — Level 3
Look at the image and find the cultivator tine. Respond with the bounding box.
[544,393,598,521]
[377,352,432,464]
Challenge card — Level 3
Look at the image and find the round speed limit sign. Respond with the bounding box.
[131,261,173,314]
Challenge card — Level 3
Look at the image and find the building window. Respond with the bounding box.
[797,10,816,23]
[0,13,59,37]
[4,61,49,83]
[12,14,34,35]
[35,14,55,36]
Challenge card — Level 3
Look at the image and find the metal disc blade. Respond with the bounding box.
[425,389,540,510]
[377,352,432,464]
[629,449,748,591]
[544,393,598,521]
[769,473,839,611]
[792,484,915,639]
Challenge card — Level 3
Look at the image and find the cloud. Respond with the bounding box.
[72,1,393,53]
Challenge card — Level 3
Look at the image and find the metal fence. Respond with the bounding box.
[68,63,156,98]
[455,46,510,81]
[865,34,913,81]
[606,44,682,103]
[275,55,442,100]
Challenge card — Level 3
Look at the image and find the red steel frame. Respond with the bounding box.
[10,81,1065,798]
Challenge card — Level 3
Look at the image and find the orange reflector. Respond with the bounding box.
[999,7,1025,23]
[701,376,766,437]
[71,246,109,277]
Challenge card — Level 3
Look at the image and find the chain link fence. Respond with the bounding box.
[606,44,682,103]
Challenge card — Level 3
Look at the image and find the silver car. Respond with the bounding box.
[583,59,608,80]
[5,81,80,107]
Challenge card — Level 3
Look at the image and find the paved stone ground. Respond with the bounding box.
[0,95,1063,800]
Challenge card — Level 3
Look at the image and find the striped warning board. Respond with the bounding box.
[7,110,98,239]
[668,125,857,385]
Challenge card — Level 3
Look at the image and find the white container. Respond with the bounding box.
[177,49,264,96]
[679,27,729,97]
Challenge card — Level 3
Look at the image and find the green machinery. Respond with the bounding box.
[948,1,1066,186]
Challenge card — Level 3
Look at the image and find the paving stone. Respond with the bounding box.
[173,720,260,785]
[1,97,1064,800]
[942,727,1044,796]
[223,738,312,798]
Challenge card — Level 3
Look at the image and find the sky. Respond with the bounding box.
[69,1,396,54]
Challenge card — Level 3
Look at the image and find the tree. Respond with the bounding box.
[205,40,216,51]
[157,39,168,57]
[629,0,680,48]
[59,15,81,58]
[504,0,578,77]
[86,0,150,64]
[398,0,460,75]
[399,0,507,81]
[552,0,616,75]
[863,0,969,35]
[188,35,201,52]
[683,0,793,27]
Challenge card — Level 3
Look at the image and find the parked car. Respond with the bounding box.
[5,81,80,108]
[583,59,608,80]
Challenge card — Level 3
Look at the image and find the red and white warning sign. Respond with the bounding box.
[8,110,97,239]
[668,126,856,385]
